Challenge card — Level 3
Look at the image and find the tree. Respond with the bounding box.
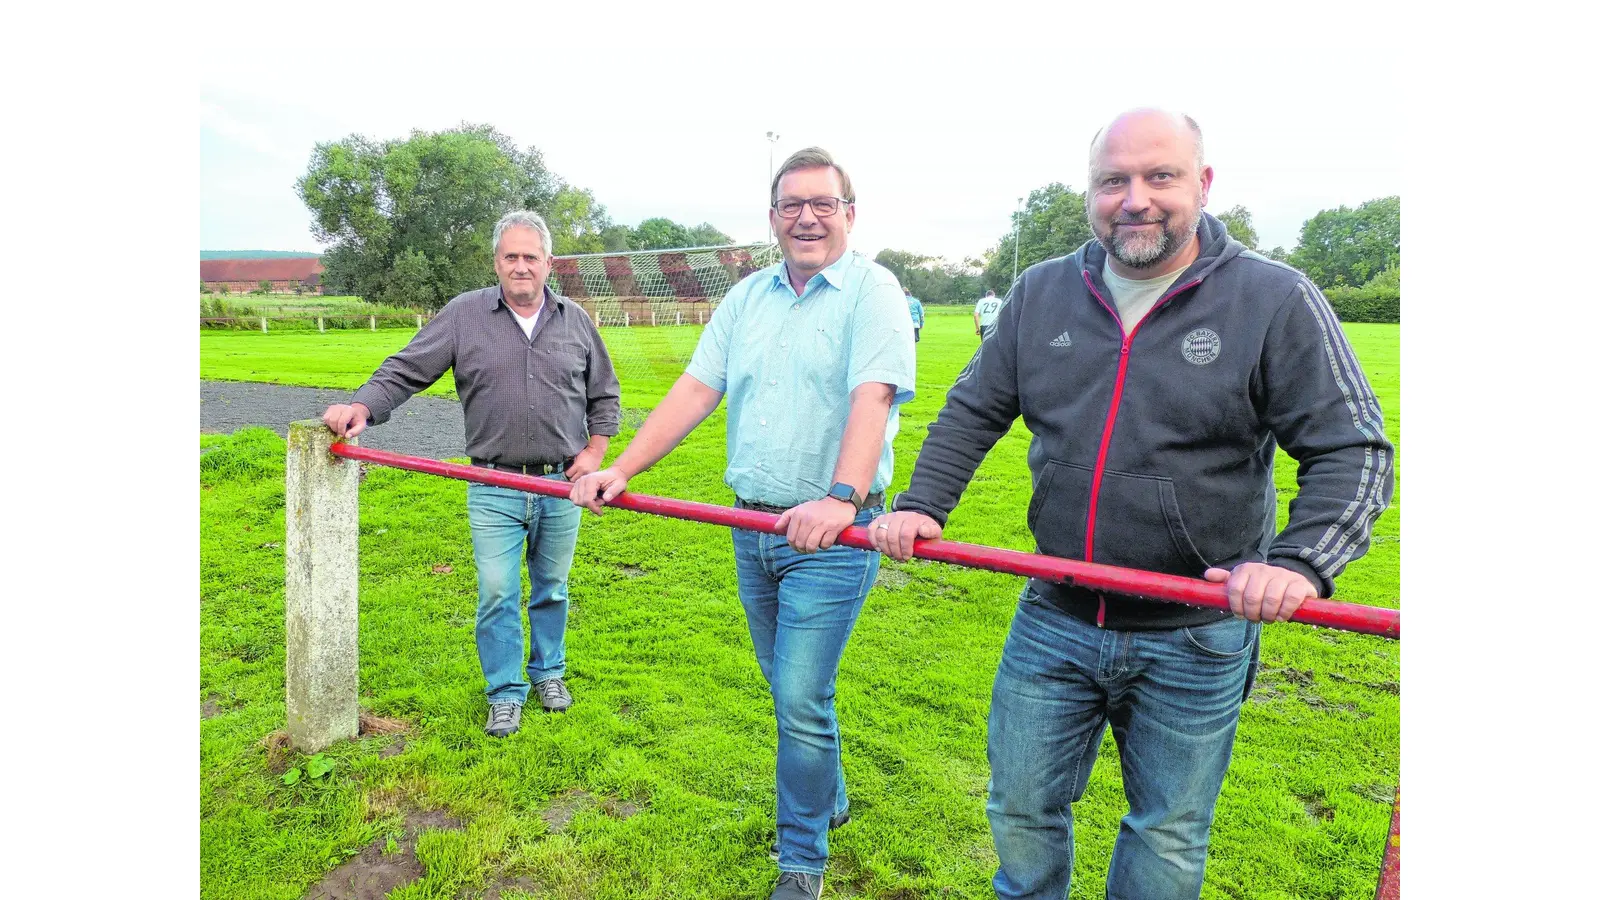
[545,185,613,255]
[686,222,734,246]
[634,217,693,250]
[982,183,1096,293]
[1265,246,1289,262]
[872,249,932,286]
[297,123,576,310]
[1287,196,1400,288]
[1214,205,1259,249]
[600,224,636,252]
[256,279,272,295]
[874,250,985,304]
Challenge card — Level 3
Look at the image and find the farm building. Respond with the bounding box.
[202,257,324,293]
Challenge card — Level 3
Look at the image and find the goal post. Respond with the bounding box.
[549,243,781,397]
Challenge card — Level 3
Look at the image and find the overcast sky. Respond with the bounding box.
[201,35,1400,267]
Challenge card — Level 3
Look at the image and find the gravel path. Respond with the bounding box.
[201,380,466,459]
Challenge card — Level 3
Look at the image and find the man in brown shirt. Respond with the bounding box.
[323,210,620,737]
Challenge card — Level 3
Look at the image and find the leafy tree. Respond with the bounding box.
[872,249,933,286]
[383,248,437,311]
[297,123,572,310]
[601,224,636,252]
[874,250,985,305]
[1288,196,1400,288]
[1265,246,1290,262]
[1215,205,1259,249]
[686,222,734,246]
[634,217,693,250]
[982,183,1095,293]
[545,185,612,255]
[256,279,272,294]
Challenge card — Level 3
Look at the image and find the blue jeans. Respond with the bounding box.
[732,505,883,877]
[466,477,581,706]
[987,587,1260,899]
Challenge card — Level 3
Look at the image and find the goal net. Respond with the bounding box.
[549,243,782,403]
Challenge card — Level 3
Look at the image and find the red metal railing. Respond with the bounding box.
[327,443,1399,640]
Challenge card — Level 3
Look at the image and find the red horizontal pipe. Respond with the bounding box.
[1375,784,1400,899]
[328,443,1399,639]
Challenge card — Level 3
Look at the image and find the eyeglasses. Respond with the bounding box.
[772,196,851,218]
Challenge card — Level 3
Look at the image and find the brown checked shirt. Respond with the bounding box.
[352,285,621,465]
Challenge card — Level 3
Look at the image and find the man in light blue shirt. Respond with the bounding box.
[904,287,925,342]
[571,147,915,900]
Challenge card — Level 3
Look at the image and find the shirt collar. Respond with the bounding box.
[488,283,563,313]
[771,251,852,295]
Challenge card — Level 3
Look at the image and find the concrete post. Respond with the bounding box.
[318,316,325,333]
[415,314,423,329]
[261,316,269,333]
[284,420,360,752]
[369,315,376,331]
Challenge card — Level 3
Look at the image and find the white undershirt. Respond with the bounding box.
[1102,262,1184,332]
[510,304,542,340]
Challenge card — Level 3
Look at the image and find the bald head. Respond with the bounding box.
[1084,108,1215,276]
[1089,108,1204,180]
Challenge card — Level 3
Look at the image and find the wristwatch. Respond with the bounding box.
[825,482,864,511]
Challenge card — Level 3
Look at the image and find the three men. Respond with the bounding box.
[322,210,620,738]
[570,147,915,900]
[870,109,1393,898]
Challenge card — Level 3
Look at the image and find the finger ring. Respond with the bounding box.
[876,523,889,530]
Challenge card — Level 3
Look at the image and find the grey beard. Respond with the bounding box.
[1100,215,1200,270]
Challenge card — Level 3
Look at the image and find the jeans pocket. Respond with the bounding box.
[1182,616,1254,659]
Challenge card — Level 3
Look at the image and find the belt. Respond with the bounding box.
[471,457,574,476]
[736,492,884,515]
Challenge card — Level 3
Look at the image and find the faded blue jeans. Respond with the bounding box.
[732,505,883,877]
[466,477,581,706]
[987,586,1260,899]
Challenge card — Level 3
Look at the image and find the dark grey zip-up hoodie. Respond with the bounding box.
[893,213,1394,630]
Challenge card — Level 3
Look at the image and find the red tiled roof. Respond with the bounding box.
[201,258,325,282]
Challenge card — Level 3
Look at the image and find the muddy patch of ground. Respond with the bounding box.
[540,788,643,834]
[302,808,464,900]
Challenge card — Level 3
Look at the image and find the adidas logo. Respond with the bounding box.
[1049,329,1072,348]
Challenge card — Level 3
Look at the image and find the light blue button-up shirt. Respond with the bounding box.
[686,251,917,507]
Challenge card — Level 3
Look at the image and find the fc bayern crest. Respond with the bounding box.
[1181,328,1221,365]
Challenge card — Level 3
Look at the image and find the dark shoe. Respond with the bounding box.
[534,677,572,712]
[769,809,851,861]
[769,871,823,900]
[484,701,522,737]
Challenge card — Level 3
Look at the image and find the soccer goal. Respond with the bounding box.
[549,243,781,399]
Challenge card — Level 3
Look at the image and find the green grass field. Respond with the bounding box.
[200,306,1399,899]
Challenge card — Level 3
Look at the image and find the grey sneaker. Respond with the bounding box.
[769,809,851,861]
[533,677,572,713]
[485,701,522,738]
[769,871,823,900]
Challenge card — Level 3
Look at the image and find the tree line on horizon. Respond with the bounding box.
[877,189,1399,322]
[294,122,1398,321]
[296,123,738,310]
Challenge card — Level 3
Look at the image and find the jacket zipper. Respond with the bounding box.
[1079,269,1202,627]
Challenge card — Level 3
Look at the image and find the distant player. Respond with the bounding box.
[974,288,1003,337]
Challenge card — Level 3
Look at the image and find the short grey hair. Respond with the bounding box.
[492,210,554,259]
